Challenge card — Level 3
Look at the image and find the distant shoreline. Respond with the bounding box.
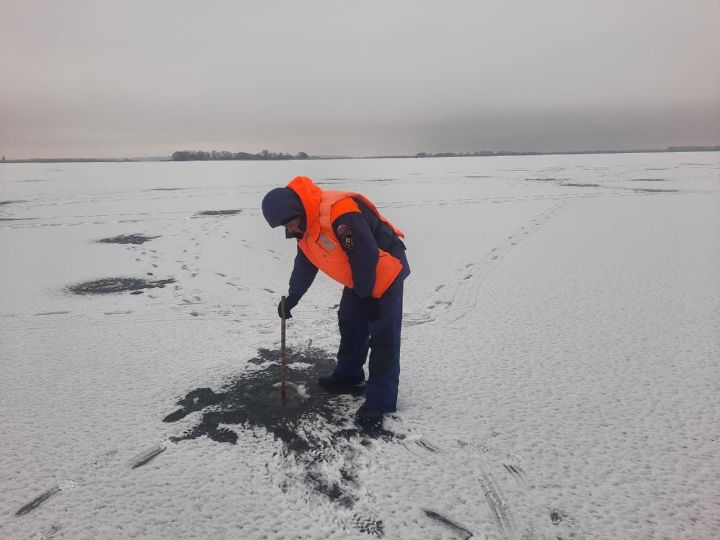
[2,146,718,164]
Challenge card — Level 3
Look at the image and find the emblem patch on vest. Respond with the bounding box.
[336,224,355,250]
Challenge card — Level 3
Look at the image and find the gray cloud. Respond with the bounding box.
[1,0,718,158]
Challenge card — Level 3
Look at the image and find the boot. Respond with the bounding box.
[355,401,384,430]
[317,373,365,395]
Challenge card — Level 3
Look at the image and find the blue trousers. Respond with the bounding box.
[334,270,405,412]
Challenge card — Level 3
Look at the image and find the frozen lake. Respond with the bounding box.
[1,153,719,539]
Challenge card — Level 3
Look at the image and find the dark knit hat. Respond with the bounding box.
[261,187,305,228]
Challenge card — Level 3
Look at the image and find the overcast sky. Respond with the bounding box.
[1,0,719,158]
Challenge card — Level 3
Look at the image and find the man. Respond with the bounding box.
[261,176,410,427]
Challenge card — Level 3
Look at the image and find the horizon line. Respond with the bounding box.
[2,145,719,164]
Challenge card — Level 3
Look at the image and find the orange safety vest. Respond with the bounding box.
[287,176,405,299]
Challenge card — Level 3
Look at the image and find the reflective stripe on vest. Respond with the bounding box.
[287,176,404,298]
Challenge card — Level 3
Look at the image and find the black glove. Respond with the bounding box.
[278,294,300,319]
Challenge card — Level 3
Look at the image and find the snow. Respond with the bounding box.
[1,153,718,539]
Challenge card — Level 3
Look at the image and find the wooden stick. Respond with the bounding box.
[280,296,286,402]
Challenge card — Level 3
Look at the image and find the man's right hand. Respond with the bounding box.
[278,294,300,319]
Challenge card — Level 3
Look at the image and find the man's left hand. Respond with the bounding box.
[279,294,300,318]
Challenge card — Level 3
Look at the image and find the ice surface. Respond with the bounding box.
[1,154,719,538]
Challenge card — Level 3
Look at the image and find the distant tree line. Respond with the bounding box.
[666,145,720,152]
[171,149,310,161]
[413,146,720,159]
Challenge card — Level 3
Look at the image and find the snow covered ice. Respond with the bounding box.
[1,153,718,538]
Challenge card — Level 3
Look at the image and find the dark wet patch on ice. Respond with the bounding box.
[0,217,37,221]
[68,277,175,295]
[196,209,242,216]
[317,178,347,185]
[423,509,473,539]
[163,387,224,422]
[633,188,679,193]
[146,187,187,191]
[525,178,557,182]
[15,486,61,516]
[164,347,395,448]
[629,178,667,182]
[164,347,399,513]
[35,311,71,316]
[561,182,600,188]
[16,178,47,183]
[97,233,160,245]
[0,199,26,206]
